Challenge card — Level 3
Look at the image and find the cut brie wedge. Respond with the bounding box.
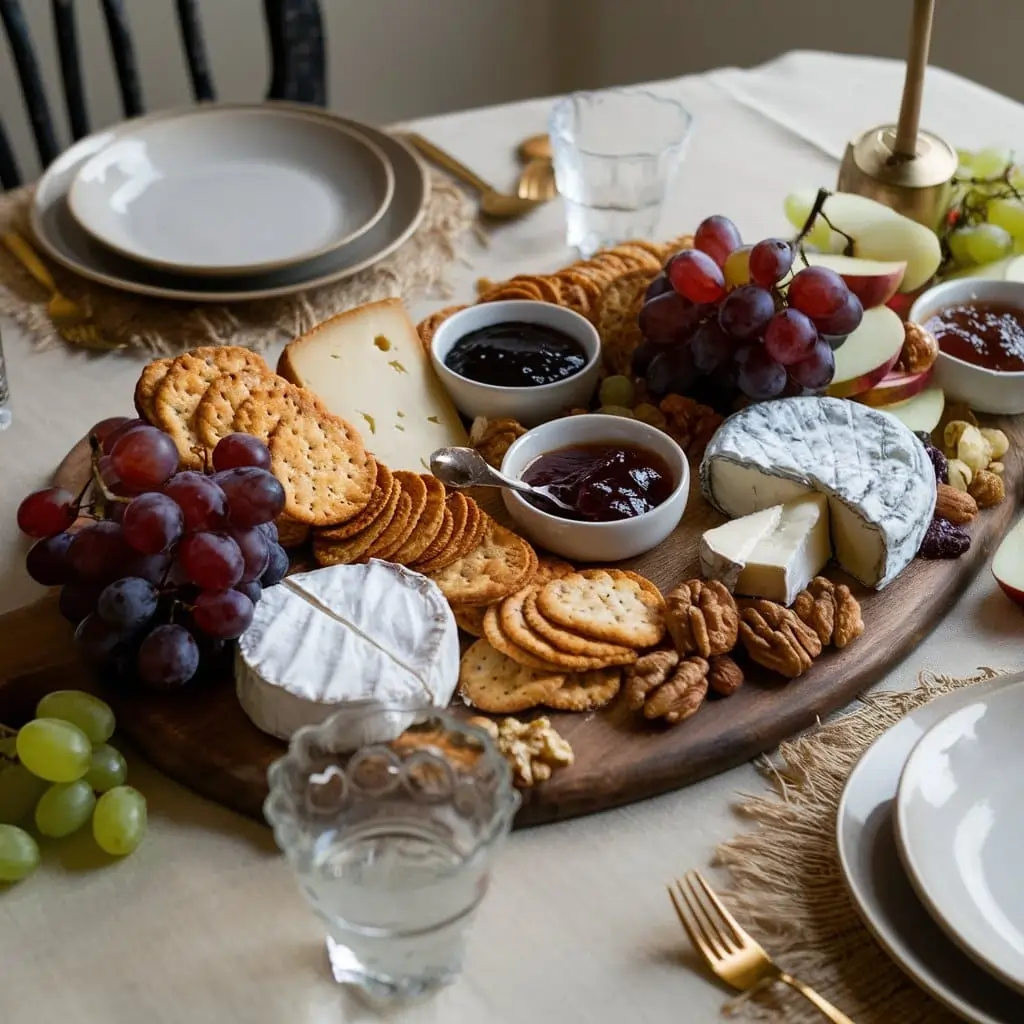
[700,494,830,605]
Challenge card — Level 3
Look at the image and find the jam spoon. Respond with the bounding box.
[430,447,575,513]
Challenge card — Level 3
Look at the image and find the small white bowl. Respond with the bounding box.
[500,414,689,562]
[909,278,1024,414]
[430,300,601,427]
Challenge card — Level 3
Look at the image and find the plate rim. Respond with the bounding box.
[836,672,1024,1023]
[894,678,1024,997]
[29,102,429,303]
[65,105,396,278]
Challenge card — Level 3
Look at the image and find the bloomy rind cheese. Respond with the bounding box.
[699,397,936,589]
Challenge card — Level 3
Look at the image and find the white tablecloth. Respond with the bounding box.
[1,51,1022,1024]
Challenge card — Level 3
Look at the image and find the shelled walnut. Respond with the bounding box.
[738,600,822,678]
[664,579,739,658]
[467,716,573,788]
[468,417,527,469]
[898,322,939,374]
[623,649,709,724]
[792,577,864,649]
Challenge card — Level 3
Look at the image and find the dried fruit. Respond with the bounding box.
[935,482,979,524]
[918,517,971,559]
[969,469,1006,509]
[707,655,743,696]
[947,458,973,492]
[664,579,739,658]
[737,599,822,678]
[914,431,949,484]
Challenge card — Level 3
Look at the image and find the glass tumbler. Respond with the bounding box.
[550,89,693,258]
[0,328,11,430]
[265,704,519,1003]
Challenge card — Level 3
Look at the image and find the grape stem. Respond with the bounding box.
[792,187,855,264]
[87,433,132,514]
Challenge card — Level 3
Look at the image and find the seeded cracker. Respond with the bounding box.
[411,506,454,568]
[232,377,323,442]
[453,605,487,637]
[413,492,473,573]
[458,639,565,713]
[483,603,566,672]
[365,489,414,560]
[269,413,376,526]
[522,588,636,659]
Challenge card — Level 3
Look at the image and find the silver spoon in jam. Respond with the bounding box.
[430,447,576,513]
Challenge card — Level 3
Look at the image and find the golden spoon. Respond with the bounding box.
[517,134,552,163]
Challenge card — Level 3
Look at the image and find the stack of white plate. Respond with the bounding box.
[30,103,429,303]
[838,671,1024,1022]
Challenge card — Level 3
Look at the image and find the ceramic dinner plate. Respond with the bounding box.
[30,104,428,303]
[67,106,394,277]
[896,680,1024,996]
[836,672,1024,1024]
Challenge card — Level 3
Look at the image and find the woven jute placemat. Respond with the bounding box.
[715,667,1006,1023]
[0,171,475,354]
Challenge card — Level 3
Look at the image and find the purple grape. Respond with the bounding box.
[98,577,159,631]
[813,290,863,337]
[67,521,131,583]
[645,346,698,399]
[137,625,200,689]
[764,309,818,366]
[644,273,673,302]
[737,346,788,400]
[749,238,794,287]
[261,544,289,587]
[229,527,271,583]
[122,492,184,555]
[217,468,286,528]
[694,215,743,267]
[788,339,836,390]
[631,338,659,378]
[74,613,127,665]
[235,580,263,605]
[638,292,704,346]
[193,590,255,640]
[26,532,76,586]
[59,582,105,624]
[690,319,733,373]
[717,286,775,341]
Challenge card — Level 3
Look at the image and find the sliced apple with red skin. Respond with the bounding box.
[804,253,906,308]
[992,518,1024,607]
[855,367,934,408]
[876,385,944,433]
[826,305,906,398]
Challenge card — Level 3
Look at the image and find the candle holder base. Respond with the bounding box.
[837,125,957,231]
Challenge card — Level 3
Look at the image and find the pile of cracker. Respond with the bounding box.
[415,233,694,351]
[457,565,666,714]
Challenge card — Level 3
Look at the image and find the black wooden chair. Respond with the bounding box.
[0,0,326,190]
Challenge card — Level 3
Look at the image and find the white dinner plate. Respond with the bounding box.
[896,680,1024,996]
[837,672,1024,1024]
[30,104,428,303]
[67,106,395,277]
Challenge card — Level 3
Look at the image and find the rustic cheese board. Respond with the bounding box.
[0,415,1018,828]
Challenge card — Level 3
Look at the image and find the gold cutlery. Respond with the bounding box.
[516,158,557,202]
[1,232,123,352]
[517,134,552,163]
[668,871,856,1024]
[403,133,542,219]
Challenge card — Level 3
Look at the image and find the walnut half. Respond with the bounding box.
[664,579,738,658]
[623,650,709,725]
[898,321,939,374]
[792,577,864,650]
[467,716,574,788]
[738,600,822,678]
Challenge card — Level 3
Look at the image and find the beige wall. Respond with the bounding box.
[1,0,1021,180]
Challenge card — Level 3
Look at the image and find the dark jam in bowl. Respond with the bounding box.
[924,300,1024,372]
[444,322,587,387]
[521,443,675,522]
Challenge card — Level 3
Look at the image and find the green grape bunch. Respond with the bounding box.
[0,690,145,884]
[941,146,1024,273]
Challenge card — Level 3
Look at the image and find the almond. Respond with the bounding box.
[935,482,978,524]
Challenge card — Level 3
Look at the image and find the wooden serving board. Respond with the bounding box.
[2,420,1021,828]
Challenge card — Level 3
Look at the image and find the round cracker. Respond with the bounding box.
[411,505,454,568]
[269,412,376,526]
[544,667,622,712]
[483,603,566,672]
[458,640,565,713]
[428,519,537,606]
[498,586,635,671]
[134,357,173,422]
[616,569,664,603]
[413,492,471,573]
[537,569,665,648]
[448,497,486,562]
[311,479,401,566]
[522,588,635,659]
[389,475,447,565]
[194,369,270,449]
[365,489,414,560]
[232,377,331,442]
[533,557,575,586]
[453,604,487,638]
[317,463,393,540]
[275,514,311,550]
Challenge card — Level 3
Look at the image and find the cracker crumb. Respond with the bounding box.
[358,412,376,434]
[374,335,391,351]
[388,360,407,374]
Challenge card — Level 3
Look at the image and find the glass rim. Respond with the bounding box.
[549,88,694,162]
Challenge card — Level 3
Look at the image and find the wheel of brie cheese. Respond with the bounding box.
[236,560,460,743]
[699,397,937,589]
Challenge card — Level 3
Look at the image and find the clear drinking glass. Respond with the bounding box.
[0,329,11,430]
[265,704,519,1004]
[550,88,693,258]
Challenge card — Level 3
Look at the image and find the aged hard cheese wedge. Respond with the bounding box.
[278,298,468,472]
[700,397,936,589]
[700,493,830,605]
[236,560,459,741]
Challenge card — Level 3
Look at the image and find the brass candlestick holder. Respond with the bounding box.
[837,0,956,230]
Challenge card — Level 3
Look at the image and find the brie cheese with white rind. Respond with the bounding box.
[236,560,460,744]
[699,397,936,589]
[700,493,830,605]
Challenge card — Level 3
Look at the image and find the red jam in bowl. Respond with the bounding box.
[925,300,1024,372]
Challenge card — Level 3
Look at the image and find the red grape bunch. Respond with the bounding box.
[632,215,863,408]
[17,421,289,691]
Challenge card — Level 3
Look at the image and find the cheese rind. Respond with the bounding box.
[236,561,459,742]
[278,299,468,472]
[700,494,830,605]
[699,397,935,589]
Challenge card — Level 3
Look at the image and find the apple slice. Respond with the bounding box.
[826,305,905,398]
[804,253,906,308]
[1005,255,1024,283]
[876,385,945,432]
[992,518,1024,606]
[855,367,934,408]
[789,190,942,292]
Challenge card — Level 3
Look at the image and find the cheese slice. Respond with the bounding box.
[236,561,460,743]
[700,494,830,605]
[278,298,468,472]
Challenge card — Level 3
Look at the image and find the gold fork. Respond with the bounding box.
[516,158,557,202]
[668,871,856,1023]
[1,232,124,351]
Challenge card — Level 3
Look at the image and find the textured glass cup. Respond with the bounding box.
[550,89,693,258]
[0,329,11,430]
[265,704,519,1004]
